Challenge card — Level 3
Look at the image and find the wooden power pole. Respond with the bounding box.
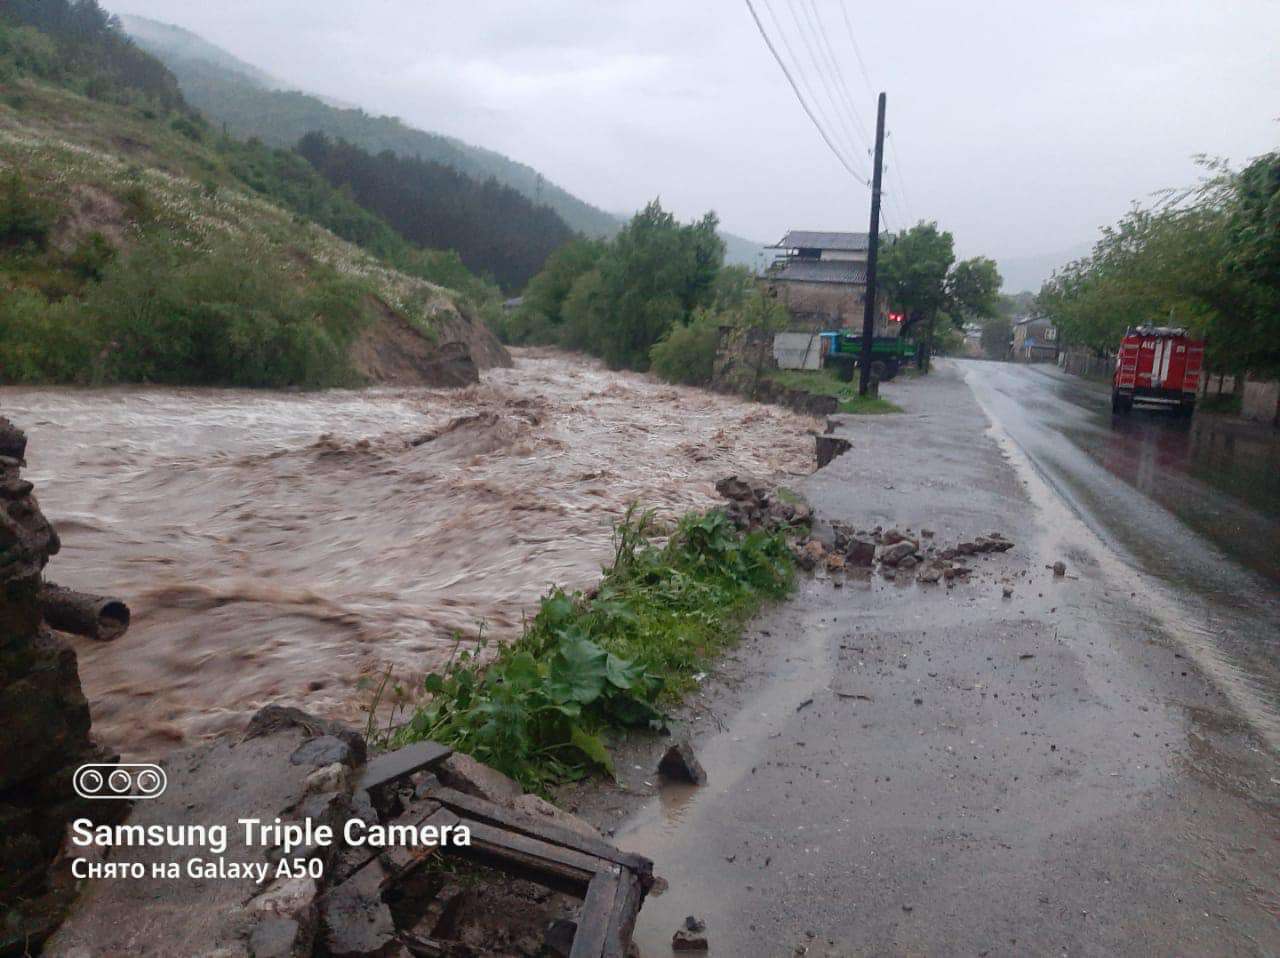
[858,92,887,397]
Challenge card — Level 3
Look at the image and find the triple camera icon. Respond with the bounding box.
[73,763,167,800]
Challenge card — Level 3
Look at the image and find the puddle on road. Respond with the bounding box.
[965,368,1280,754]
[615,586,835,955]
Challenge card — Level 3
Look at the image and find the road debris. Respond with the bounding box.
[673,915,709,951]
[658,741,707,785]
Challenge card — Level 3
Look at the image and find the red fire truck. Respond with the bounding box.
[1111,326,1204,416]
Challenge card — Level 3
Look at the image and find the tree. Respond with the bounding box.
[1036,153,1279,378]
[879,223,1002,371]
[980,317,1012,360]
[537,199,724,369]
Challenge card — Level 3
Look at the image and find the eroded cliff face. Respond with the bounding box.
[0,417,115,952]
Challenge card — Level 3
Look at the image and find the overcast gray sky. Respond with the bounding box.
[103,0,1278,277]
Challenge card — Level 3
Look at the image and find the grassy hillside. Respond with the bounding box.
[0,11,507,387]
[119,14,767,267]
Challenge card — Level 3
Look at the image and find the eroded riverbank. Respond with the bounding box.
[1,348,819,755]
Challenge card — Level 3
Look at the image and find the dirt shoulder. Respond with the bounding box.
[562,361,1279,956]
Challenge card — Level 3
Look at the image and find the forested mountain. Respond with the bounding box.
[119,14,618,239]
[298,133,575,292]
[118,14,767,267]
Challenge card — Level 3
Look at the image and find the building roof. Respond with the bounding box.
[767,259,868,285]
[770,230,871,251]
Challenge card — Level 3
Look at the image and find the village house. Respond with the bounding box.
[1010,315,1059,362]
[759,230,898,369]
[760,230,896,334]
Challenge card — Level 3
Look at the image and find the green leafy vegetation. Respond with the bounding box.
[878,223,1002,369]
[0,10,509,386]
[767,368,903,414]
[393,507,795,789]
[0,231,371,386]
[501,200,725,371]
[1037,153,1280,377]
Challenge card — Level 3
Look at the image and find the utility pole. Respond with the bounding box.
[858,92,887,397]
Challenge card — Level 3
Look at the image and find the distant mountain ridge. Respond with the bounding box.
[117,14,764,267]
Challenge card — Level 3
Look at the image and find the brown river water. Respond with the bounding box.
[2,349,818,757]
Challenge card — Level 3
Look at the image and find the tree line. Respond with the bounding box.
[0,0,185,110]
[296,133,575,293]
[1036,153,1279,377]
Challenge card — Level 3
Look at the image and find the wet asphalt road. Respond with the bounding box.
[613,360,1280,957]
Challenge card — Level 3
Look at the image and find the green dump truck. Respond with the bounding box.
[820,332,917,382]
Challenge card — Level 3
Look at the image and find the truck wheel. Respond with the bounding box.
[835,357,855,383]
[882,358,900,381]
[1111,390,1130,414]
[869,360,887,382]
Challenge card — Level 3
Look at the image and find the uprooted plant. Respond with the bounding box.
[393,505,796,790]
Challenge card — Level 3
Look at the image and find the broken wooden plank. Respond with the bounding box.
[427,785,652,878]
[570,867,620,958]
[602,867,643,958]
[450,817,601,896]
[328,801,446,886]
[358,741,453,793]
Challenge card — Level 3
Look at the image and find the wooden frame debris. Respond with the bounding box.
[330,742,653,958]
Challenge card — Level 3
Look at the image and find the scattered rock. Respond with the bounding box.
[843,538,876,566]
[658,741,707,786]
[508,794,603,839]
[321,859,395,958]
[248,916,304,958]
[1053,560,1067,576]
[897,555,918,570]
[436,752,522,804]
[673,916,709,952]
[290,734,356,768]
[824,552,846,573]
[917,565,943,584]
[1002,586,1014,598]
[879,542,917,566]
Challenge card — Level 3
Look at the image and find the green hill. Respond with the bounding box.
[0,4,508,388]
[118,14,766,266]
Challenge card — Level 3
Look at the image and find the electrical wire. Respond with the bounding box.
[802,0,873,152]
[784,0,869,163]
[838,0,914,225]
[744,0,871,186]
[759,0,866,177]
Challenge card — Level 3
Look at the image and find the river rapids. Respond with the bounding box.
[2,349,819,756]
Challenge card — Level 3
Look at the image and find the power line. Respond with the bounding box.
[838,0,914,226]
[802,0,873,152]
[783,0,869,163]
[744,0,870,186]
[758,0,866,178]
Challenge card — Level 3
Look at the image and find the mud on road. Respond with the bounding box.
[0,348,818,756]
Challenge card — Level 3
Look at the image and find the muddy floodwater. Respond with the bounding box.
[2,349,818,756]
